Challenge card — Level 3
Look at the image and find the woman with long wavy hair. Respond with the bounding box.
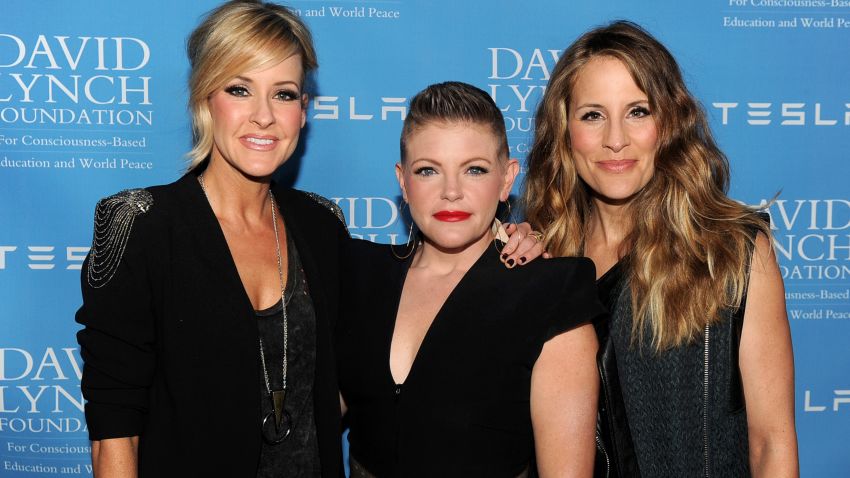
[524,21,798,477]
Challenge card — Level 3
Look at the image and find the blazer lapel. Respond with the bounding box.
[279,196,329,327]
[172,173,255,317]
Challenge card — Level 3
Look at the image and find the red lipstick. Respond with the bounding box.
[433,210,471,222]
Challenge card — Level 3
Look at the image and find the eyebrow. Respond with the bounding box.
[575,99,649,109]
[233,76,301,89]
[409,156,495,167]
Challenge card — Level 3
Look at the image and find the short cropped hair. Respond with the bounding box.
[400,81,509,162]
[186,0,317,170]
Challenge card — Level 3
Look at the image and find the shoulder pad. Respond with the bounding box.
[303,191,348,232]
[87,188,154,288]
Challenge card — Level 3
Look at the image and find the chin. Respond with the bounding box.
[237,162,286,180]
[423,229,490,253]
[594,183,645,202]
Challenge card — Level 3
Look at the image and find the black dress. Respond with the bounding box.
[337,240,606,478]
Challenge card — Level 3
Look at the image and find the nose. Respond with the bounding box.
[441,175,463,201]
[250,97,275,128]
[603,118,629,152]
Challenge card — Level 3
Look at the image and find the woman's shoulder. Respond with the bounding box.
[274,186,348,232]
[493,253,605,341]
[89,176,187,229]
[480,252,600,311]
[345,238,399,270]
[84,177,190,289]
[513,255,597,288]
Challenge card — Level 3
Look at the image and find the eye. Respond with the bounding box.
[580,110,604,121]
[414,166,437,177]
[628,106,651,118]
[467,165,489,175]
[224,85,249,97]
[274,89,300,101]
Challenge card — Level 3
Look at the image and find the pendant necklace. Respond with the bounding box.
[198,175,292,444]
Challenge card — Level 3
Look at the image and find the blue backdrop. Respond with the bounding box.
[1,1,848,476]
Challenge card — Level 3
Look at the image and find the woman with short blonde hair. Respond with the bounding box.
[77,2,343,476]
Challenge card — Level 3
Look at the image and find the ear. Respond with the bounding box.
[395,162,408,203]
[501,158,520,201]
[300,93,308,128]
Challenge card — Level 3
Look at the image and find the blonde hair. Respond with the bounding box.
[185,0,317,169]
[523,21,770,350]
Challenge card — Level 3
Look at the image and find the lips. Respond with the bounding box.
[240,135,278,151]
[433,210,471,222]
[597,160,637,173]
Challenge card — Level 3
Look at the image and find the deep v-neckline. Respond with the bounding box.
[193,176,290,315]
[386,245,492,387]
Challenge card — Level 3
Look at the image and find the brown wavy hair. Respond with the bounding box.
[523,21,770,350]
[185,0,318,170]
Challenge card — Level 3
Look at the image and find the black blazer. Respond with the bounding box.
[337,239,606,477]
[76,173,347,477]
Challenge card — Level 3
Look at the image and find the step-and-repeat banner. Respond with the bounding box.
[1,1,847,476]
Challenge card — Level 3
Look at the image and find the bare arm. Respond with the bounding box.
[91,437,139,478]
[739,233,799,477]
[531,323,599,478]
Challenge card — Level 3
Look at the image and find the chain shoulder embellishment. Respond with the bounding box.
[303,191,348,232]
[87,188,154,289]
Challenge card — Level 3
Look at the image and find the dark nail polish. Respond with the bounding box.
[501,253,508,259]
[507,258,515,266]
[520,257,527,264]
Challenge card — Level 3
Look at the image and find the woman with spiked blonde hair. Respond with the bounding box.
[524,21,798,477]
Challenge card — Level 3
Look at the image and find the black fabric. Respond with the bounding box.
[593,261,640,478]
[256,233,321,477]
[601,217,767,477]
[76,173,346,478]
[592,215,767,478]
[337,240,605,478]
[606,273,751,477]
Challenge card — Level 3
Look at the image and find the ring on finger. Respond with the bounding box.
[528,231,544,243]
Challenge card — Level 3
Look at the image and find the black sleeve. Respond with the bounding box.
[543,258,607,342]
[75,199,157,440]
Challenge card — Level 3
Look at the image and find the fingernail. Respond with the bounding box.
[501,253,508,259]
[507,258,515,266]
[520,256,527,264]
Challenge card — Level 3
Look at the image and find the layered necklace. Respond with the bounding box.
[198,175,292,445]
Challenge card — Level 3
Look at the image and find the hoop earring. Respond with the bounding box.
[503,197,514,224]
[392,202,418,260]
[491,198,513,251]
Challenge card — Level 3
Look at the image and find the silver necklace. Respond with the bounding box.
[198,175,291,444]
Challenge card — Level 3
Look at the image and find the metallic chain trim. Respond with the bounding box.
[87,188,153,289]
[303,191,348,232]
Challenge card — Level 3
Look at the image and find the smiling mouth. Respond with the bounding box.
[433,211,471,222]
[597,160,637,172]
[245,137,275,146]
